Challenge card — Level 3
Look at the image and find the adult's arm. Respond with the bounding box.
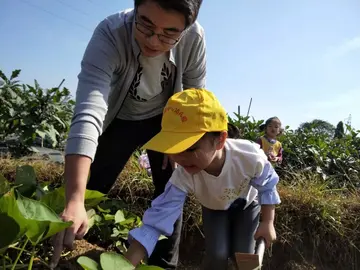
[50,19,121,268]
[64,18,121,202]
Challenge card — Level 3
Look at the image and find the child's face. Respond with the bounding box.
[169,132,227,175]
[266,120,281,138]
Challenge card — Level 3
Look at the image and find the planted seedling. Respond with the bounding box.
[0,166,72,269]
[77,252,164,270]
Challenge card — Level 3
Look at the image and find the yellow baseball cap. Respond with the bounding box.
[142,88,228,154]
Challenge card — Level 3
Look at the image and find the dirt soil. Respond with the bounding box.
[29,239,202,270]
[61,239,204,269]
[55,240,105,270]
[35,238,316,270]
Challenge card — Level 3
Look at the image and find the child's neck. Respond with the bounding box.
[204,148,226,177]
[265,134,276,141]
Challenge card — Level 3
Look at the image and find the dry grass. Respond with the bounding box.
[0,154,64,184]
[113,159,360,269]
[1,156,359,269]
[270,176,360,269]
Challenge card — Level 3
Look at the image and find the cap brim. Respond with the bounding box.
[142,131,206,154]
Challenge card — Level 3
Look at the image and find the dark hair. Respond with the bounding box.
[227,123,241,139]
[134,0,203,27]
[207,123,240,139]
[259,116,282,132]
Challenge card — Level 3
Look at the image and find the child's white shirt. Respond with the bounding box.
[129,138,281,257]
[170,139,266,210]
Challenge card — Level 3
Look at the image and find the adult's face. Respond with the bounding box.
[134,0,186,57]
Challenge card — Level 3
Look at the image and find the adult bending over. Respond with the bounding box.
[50,0,205,268]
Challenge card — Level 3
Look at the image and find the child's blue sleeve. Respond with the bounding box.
[128,181,187,257]
[250,161,281,205]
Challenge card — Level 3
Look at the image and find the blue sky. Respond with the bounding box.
[1,0,359,130]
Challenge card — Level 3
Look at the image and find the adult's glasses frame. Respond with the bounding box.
[134,12,186,46]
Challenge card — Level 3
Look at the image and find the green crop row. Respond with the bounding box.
[0,165,162,270]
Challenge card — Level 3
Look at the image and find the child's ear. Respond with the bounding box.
[216,131,228,150]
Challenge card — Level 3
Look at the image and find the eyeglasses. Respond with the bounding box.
[135,20,181,45]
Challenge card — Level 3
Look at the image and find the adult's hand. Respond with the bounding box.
[162,154,177,170]
[50,201,88,268]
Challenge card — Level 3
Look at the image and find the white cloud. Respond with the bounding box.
[324,36,360,61]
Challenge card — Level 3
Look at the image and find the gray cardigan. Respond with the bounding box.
[65,8,207,160]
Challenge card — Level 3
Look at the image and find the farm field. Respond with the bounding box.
[0,149,359,270]
[1,69,360,269]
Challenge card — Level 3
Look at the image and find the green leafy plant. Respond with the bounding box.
[0,166,72,269]
[85,197,163,254]
[229,112,360,188]
[0,163,165,269]
[77,252,163,270]
[86,206,139,251]
[0,165,112,269]
[228,113,264,141]
[0,69,75,156]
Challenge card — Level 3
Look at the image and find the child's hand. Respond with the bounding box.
[124,240,147,266]
[267,153,277,162]
[268,154,277,162]
[254,221,276,248]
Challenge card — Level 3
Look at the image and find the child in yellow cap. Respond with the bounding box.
[125,89,281,269]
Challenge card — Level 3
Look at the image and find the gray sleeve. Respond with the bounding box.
[182,31,207,89]
[65,19,121,161]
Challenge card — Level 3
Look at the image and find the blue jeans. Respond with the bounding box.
[202,199,260,270]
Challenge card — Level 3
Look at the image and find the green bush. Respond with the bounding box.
[0,69,75,156]
[229,113,360,189]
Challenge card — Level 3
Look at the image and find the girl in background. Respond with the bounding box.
[256,117,283,166]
